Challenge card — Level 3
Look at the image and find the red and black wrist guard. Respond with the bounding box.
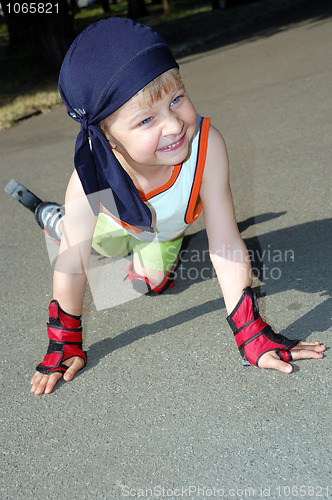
[227,287,299,367]
[36,300,87,375]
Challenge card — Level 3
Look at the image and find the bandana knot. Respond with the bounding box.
[80,116,90,137]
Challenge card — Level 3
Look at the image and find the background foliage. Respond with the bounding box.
[0,0,328,129]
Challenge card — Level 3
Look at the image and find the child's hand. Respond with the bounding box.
[30,356,85,395]
[258,341,326,373]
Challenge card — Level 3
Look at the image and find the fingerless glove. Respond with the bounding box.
[227,287,299,367]
[36,300,87,375]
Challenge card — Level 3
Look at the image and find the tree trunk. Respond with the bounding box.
[128,0,148,19]
[162,0,170,15]
[2,0,75,72]
[224,0,255,7]
[70,0,80,15]
[100,0,110,13]
[150,0,169,13]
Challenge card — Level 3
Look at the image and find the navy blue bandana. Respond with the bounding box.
[58,17,179,231]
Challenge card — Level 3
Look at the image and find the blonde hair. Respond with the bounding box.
[100,68,184,135]
[138,68,184,107]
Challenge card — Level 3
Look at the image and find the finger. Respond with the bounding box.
[288,348,325,361]
[30,371,43,386]
[258,352,293,373]
[62,356,85,382]
[31,372,63,395]
[296,341,323,346]
[291,342,326,352]
[44,373,64,394]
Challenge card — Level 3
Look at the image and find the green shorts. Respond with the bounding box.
[92,213,184,271]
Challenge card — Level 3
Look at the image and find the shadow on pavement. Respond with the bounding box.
[80,214,331,379]
[177,0,332,61]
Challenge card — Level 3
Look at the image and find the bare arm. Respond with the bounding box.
[31,170,97,395]
[53,170,98,315]
[200,125,325,372]
[200,125,251,314]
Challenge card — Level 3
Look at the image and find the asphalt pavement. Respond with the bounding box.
[0,10,331,500]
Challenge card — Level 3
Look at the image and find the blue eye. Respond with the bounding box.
[139,117,152,126]
[171,96,180,106]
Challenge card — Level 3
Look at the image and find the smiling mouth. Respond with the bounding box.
[158,134,185,152]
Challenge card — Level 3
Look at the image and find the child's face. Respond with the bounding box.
[102,84,197,172]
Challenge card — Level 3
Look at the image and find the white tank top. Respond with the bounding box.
[102,115,210,242]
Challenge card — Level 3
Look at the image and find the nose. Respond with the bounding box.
[162,113,183,137]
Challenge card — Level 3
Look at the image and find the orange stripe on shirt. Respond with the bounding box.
[138,162,182,201]
[108,214,144,234]
[185,117,211,224]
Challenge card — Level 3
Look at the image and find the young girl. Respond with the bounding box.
[30,17,325,395]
